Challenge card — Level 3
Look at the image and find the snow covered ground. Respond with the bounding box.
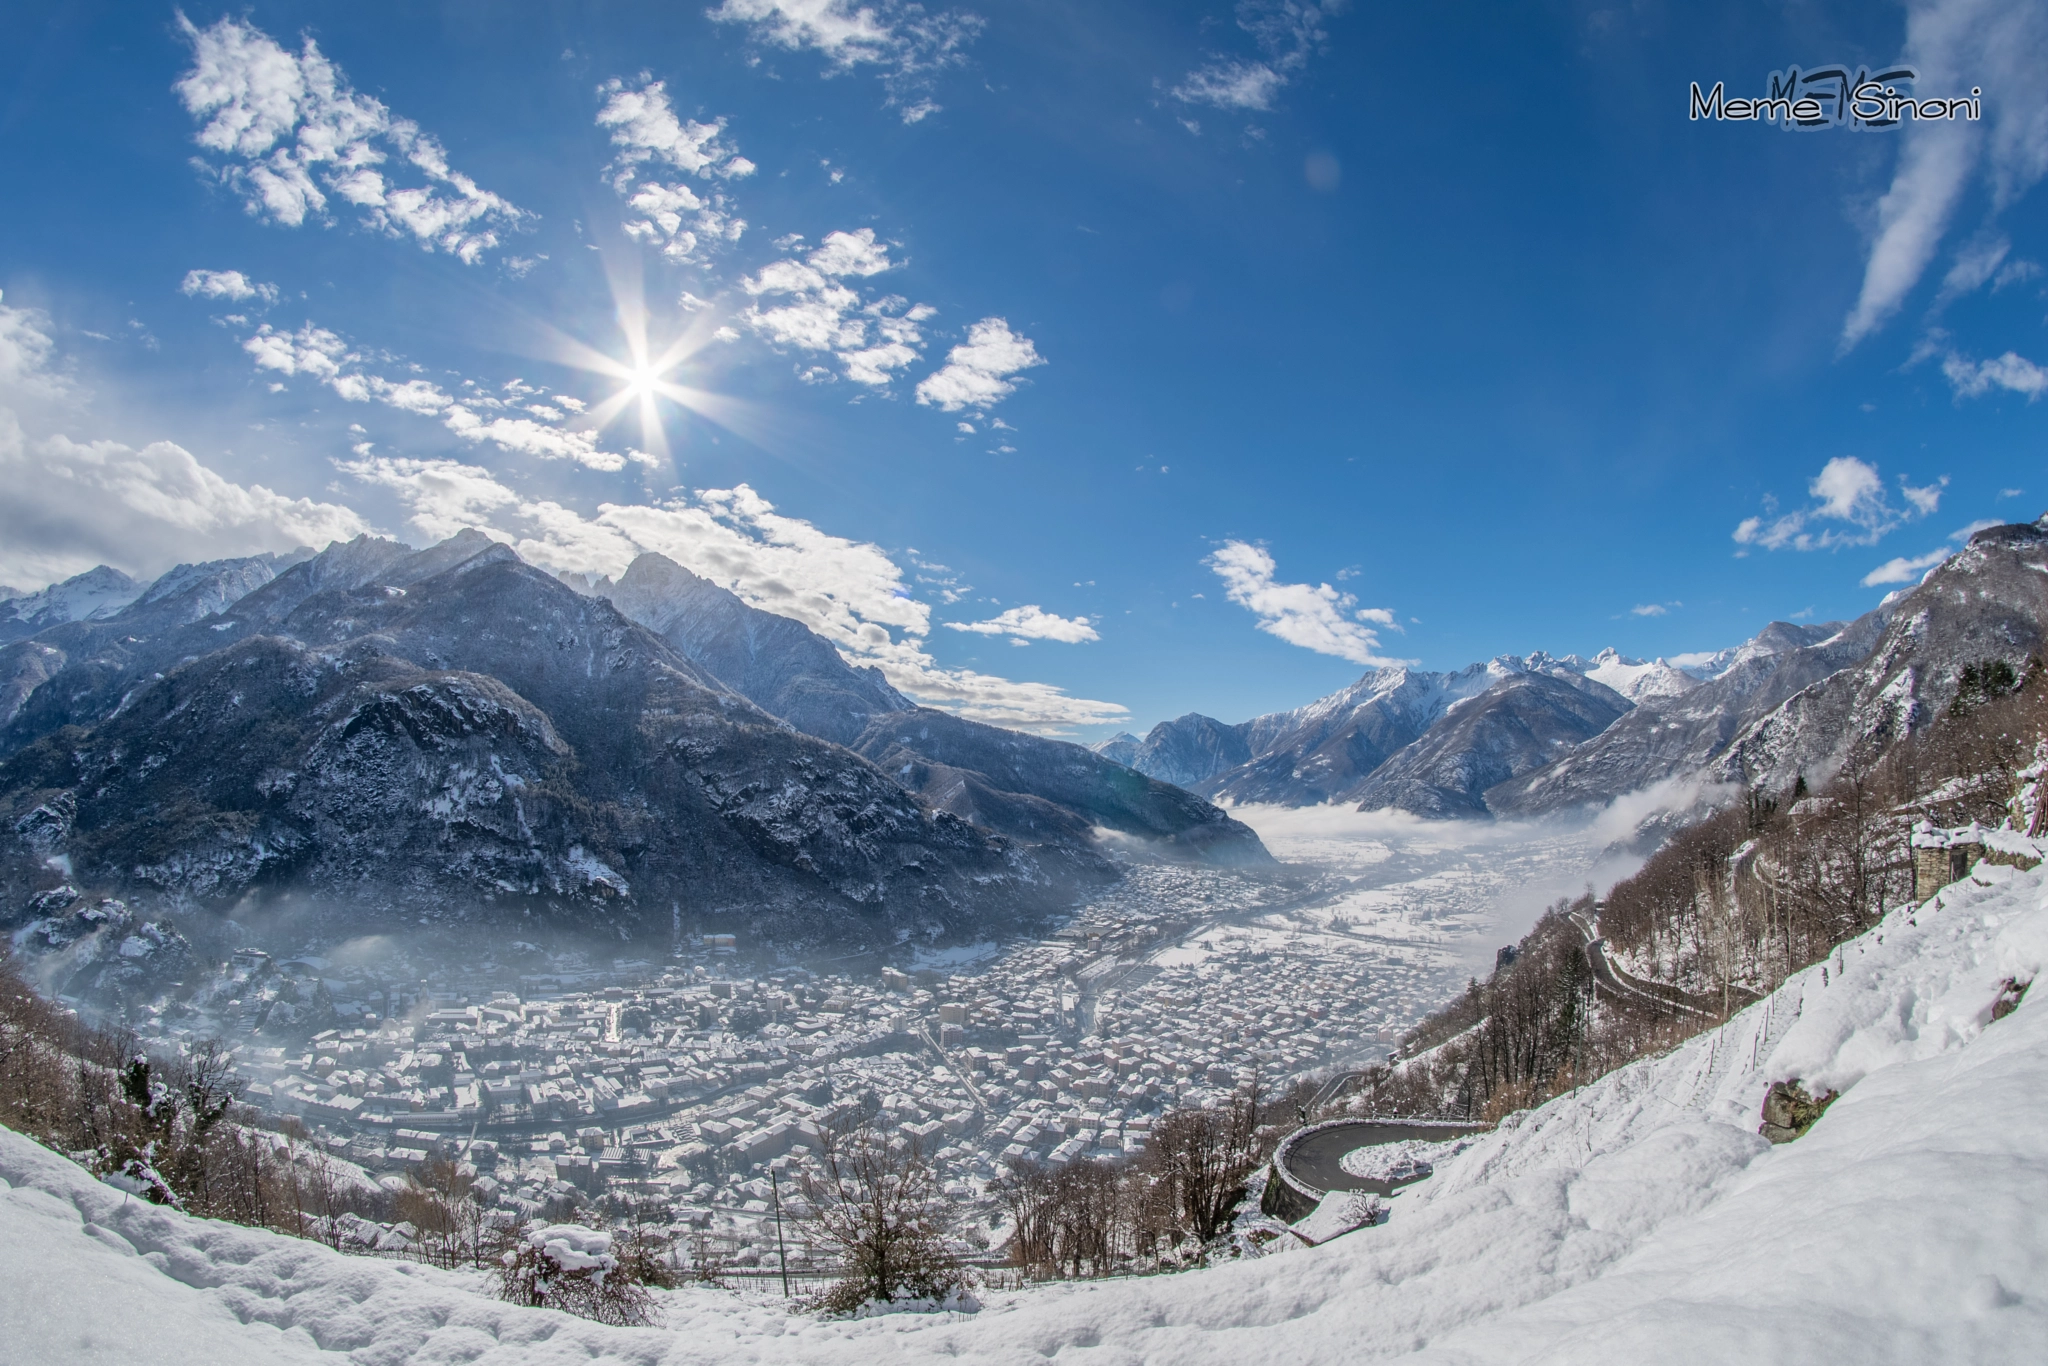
[6,859,2046,1363]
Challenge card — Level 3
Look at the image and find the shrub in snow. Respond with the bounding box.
[493,1220,658,1326]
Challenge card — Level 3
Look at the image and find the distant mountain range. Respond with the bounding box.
[7,514,2042,967]
[1096,516,2048,820]
[0,534,1266,962]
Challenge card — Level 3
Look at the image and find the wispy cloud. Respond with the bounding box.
[240,319,651,471]
[708,0,982,122]
[1629,601,1680,617]
[1732,456,1946,552]
[945,605,1099,644]
[1171,0,1344,113]
[174,16,528,264]
[1206,539,1403,666]
[0,291,77,403]
[342,455,1124,729]
[1840,0,2048,349]
[914,318,1043,410]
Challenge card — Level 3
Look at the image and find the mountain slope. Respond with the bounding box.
[1715,517,2048,792]
[598,552,911,748]
[0,552,312,731]
[851,708,1272,864]
[595,552,1269,863]
[1122,713,1254,791]
[1353,672,1631,818]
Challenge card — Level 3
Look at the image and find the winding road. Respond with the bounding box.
[1278,1119,1491,1198]
[1568,910,1722,1020]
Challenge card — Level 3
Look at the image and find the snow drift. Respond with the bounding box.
[5,859,2047,1363]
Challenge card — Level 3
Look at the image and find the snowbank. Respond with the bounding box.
[5,863,2047,1363]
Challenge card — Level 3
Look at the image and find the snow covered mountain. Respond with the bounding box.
[0,564,142,641]
[1098,525,2048,825]
[0,552,315,729]
[0,532,1270,958]
[1351,671,1632,818]
[1486,618,1880,818]
[1102,652,1651,814]
[1579,647,1700,703]
[6,850,2042,1362]
[596,552,913,748]
[0,536,1110,955]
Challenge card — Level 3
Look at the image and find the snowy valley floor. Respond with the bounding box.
[6,857,2048,1364]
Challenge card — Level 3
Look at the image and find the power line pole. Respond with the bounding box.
[771,1167,791,1299]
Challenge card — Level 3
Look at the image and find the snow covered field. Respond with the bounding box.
[7,849,2045,1363]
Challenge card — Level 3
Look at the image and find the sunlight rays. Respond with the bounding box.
[530,250,753,467]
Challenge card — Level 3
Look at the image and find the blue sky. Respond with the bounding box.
[1,0,2044,738]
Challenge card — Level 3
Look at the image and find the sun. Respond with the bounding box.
[621,363,660,399]
[532,261,759,463]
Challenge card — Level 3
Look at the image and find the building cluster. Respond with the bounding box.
[141,863,1456,1269]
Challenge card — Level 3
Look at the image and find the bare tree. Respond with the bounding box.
[995,1157,1136,1280]
[1142,1079,1265,1248]
[797,1121,962,1313]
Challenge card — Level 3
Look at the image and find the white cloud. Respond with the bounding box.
[597,77,752,180]
[1861,547,1953,586]
[0,291,74,402]
[0,295,366,586]
[1942,349,2048,399]
[945,605,1100,643]
[739,236,932,387]
[1840,0,2048,348]
[1840,125,1976,349]
[1205,539,1404,667]
[1630,603,1669,617]
[914,317,1043,410]
[707,0,983,121]
[243,323,352,380]
[1936,232,2012,307]
[442,407,648,471]
[340,457,1125,729]
[175,16,527,264]
[808,227,895,277]
[180,269,279,305]
[1732,456,1946,552]
[596,78,753,262]
[0,425,367,589]
[1171,0,1340,113]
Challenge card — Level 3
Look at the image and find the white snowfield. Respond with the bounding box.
[5,862,2047,1364]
